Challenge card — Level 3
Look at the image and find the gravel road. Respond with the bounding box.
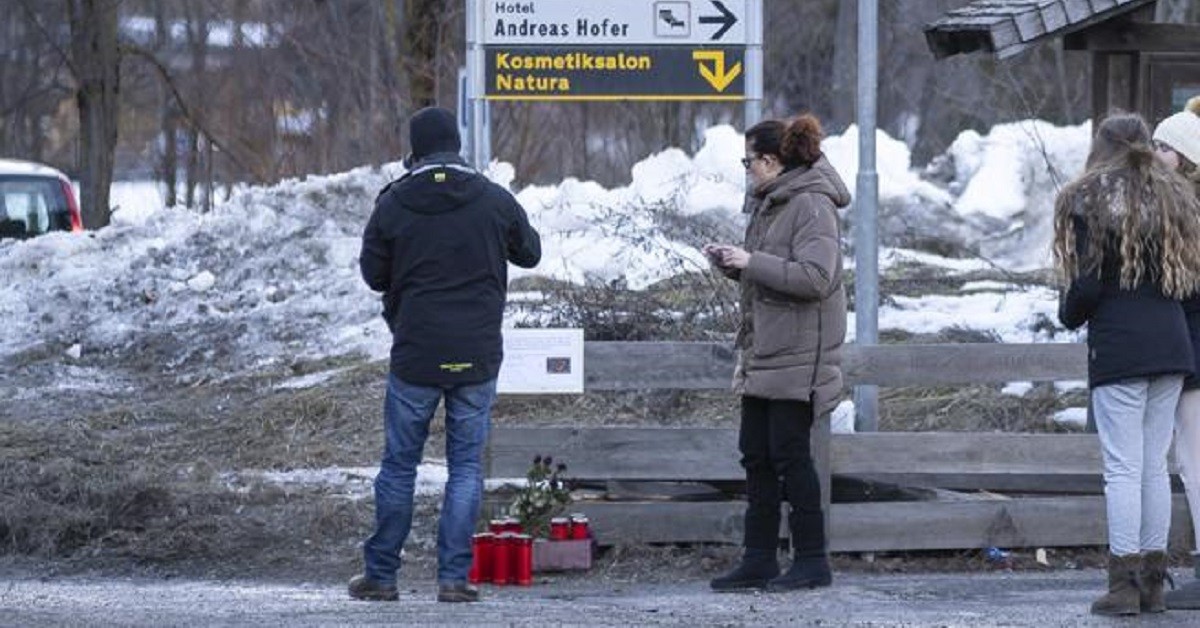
[5,569,1199,627]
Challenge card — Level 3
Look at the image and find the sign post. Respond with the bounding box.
[466,0,489,167]
[854,0,880,432]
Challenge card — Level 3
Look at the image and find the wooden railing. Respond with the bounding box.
[486,342,1193,551]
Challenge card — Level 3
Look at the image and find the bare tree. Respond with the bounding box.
[67,0,121,229]
[404,0,443,108]
[153,0,179,207]
[829,0,856,130]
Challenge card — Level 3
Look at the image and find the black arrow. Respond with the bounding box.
[698,0,737,41]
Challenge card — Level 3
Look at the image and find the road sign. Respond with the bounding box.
[484,0,747,45]
[485,46,744,100]
[464,0,762,164]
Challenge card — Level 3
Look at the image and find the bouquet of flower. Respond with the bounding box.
[508,455,573,538]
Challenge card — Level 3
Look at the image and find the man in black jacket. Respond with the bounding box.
[349,107,541,603]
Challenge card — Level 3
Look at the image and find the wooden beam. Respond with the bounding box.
[830,433,1101,476]
[829,495,1192,552]
[1064,22,1200,52]
[488,430,1149,482]
[583,341,735,391]
[1091,51,1111,123]
[487,430,1109,481]
[841,343,1087,386]
[487,427,743,481]
[843,473,1104,494]
[581,342,1088,391]
[569,496,1193,550]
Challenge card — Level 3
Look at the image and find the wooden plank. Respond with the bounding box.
[990,18,1024,52]
[1014,8,1047,41]
[842,343,1088,386]
[842,473,1103,494]
[830,495,1192,552]
[571,496,1193,550]
[1091,51,1111,123]
[830,432,1101,475]
[581,342,1088,391]
[1063,0,1095,22]
[1063,23,1200,53]
[1039,2,1069,31]
[584,341,735,391]
[488,429,1152,482]
[487,427,742,481]
[572,501,742,545]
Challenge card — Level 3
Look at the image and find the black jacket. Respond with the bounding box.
[360,154,541,384]
[1185,296,1200,390]
[1058,216,1194,388]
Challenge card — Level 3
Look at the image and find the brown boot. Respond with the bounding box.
[1091,553,1141,616]
[1140,551,1172,613]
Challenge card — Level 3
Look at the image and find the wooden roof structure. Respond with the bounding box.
[925,0,1156,60]
[925,0,1200,125]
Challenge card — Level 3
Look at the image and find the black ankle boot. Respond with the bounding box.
[767,554,832,591]
[710,548,780,591]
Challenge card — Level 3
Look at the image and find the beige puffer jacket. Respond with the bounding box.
[731,155,851,416]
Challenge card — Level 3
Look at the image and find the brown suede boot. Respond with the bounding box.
[1140,551,1171,613]
[1091,553,1141,616]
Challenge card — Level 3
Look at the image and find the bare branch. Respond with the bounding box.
[121,42,267,182]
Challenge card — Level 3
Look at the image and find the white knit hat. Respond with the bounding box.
[1153,110,1200,166]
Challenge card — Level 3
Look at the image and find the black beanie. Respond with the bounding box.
[409,107,461,160]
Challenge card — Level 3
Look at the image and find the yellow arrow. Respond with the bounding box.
[692,50,742,92]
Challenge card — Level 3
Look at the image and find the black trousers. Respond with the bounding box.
[738,395,826,556]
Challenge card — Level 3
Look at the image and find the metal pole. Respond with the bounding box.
[853,0,879,432]
[466,0,488,168]
[744,0,763,128]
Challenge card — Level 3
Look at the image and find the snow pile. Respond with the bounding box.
[1,163,406,384]
[944,120,1092,268]
[1,118,1095,394]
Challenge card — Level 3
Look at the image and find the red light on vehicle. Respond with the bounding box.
[61,179,82,231]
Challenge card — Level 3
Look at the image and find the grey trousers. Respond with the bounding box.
[1093,376,1183,556]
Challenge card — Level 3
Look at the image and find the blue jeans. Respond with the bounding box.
[363,374,496,585]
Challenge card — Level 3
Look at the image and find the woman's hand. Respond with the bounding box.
[703,243,729,267]
[718,246,751,269]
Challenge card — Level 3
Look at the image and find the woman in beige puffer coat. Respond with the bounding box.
[705,113,850,593]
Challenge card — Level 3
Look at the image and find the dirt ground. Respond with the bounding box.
[7,568,1200,627]
[0,258,1107,627]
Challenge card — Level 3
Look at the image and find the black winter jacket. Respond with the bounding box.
[1057,216,1194,389]
[1185,296,1200,390]
[360,154,541,384]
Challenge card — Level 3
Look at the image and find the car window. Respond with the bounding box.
[0,176,69,239]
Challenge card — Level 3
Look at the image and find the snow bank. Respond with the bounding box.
[2,118,1092,390]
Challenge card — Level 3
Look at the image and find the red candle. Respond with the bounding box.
[570,515,590,540]
[550,517,570,540]
[468,533,494,584]
[514,534,534,586]
[492,533,513,585]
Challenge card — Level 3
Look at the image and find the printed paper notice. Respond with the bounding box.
[497,328,584,394]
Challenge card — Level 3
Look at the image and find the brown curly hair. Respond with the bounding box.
[1052,113,1200,299]
[746,113,823,170]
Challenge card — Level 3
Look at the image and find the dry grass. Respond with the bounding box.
[1,262,1087,575]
